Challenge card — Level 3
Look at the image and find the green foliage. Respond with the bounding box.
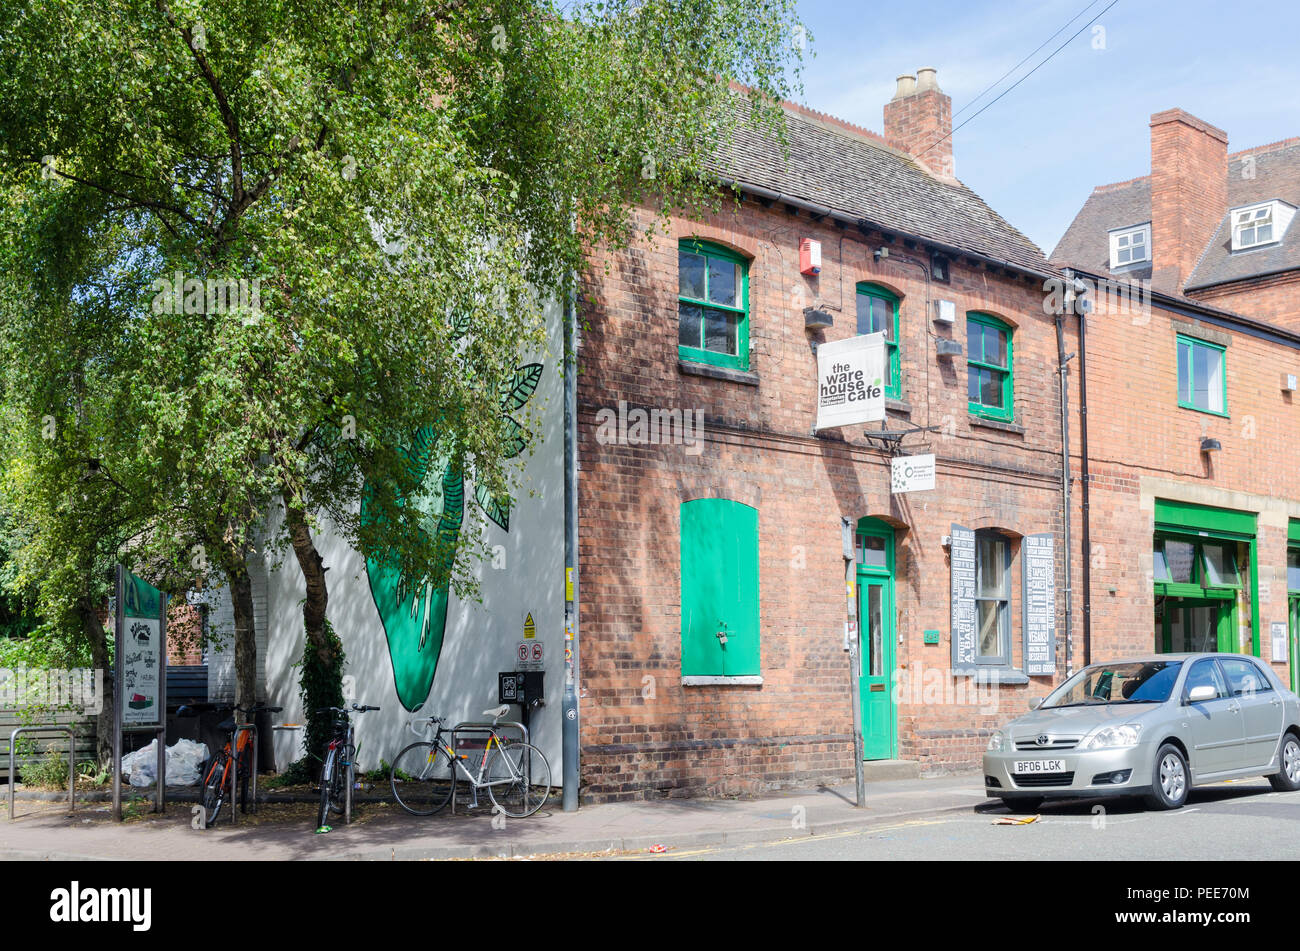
[19,742,68,789]
[264,757,314,788]
[299,618,345,769]
[0,0,803,718]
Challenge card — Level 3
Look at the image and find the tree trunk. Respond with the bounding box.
[228,567,258,708]
[77,594,113,768]
[283,495,332,659]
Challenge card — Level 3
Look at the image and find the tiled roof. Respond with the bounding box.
[1185,140,1300,289]
[1050,138,1300,290]
[1049,177,1151,279]
[711,100,1053,276]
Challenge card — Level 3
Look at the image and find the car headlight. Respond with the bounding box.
[1079,723,1142,750]
[987,730,1007,752]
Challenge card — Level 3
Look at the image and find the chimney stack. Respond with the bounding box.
[1149,109,1228,293]
[884,67,954,180]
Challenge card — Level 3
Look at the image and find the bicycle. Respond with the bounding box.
[315,702,380,831]
[194,701,282,827]
[389,704,552,819]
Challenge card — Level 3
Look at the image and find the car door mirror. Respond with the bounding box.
[1187,685,1216,703]
[1027,697,1042,710]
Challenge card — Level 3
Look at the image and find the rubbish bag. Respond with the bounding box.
[120,738,210,787]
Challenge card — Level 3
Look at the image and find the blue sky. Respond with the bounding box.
[791,0,1300,255]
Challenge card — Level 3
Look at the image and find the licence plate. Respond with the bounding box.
[1013,759,1065,775]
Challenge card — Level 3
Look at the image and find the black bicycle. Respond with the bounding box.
[315,702,379,830]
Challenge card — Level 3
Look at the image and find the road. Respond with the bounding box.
[620,780,1300,860]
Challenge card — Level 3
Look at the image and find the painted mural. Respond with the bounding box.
[259,297,564,773]
[360,362,545,712]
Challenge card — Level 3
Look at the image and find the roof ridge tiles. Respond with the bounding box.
[1229,136,1300,160]
[1092,175,1151,194]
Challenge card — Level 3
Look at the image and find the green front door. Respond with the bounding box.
[857,519,896,760]
[1160,596,1235,653]
[1290,596,1300,693]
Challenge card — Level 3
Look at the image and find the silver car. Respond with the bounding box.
[983,653,1300,811]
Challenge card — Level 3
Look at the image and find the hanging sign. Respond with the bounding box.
[1022,534,1056,676]
[814,332,886,431]
[891,454,936,494]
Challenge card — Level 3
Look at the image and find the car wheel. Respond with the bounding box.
[1143,743,1189,810]
[1000,796,1042,813]
[1267,732,1300,792]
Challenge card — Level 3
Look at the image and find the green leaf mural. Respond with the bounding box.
[362,426,464,712]
[363,361,543,710]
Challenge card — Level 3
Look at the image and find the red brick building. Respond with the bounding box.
[576,71,1077,800]
[1052,110,1300,705]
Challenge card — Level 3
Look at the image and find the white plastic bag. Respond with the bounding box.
[120,738,210,787]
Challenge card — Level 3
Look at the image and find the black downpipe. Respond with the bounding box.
[1078,297,1093,667]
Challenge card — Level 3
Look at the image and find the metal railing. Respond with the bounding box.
[8,726,75,821]
[448,719,528,815]
[226,723,259,824]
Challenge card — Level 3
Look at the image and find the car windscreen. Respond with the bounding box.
[1041,661,1184,708]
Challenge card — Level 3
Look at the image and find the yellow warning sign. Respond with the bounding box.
[523,612,536,639]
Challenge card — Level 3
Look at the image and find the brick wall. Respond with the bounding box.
[1064,293,1300,687]
[576,197,1067,800]
[1149,109,1228,294]
[1188,271,1300,332]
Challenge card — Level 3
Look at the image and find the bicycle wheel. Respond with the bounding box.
[390,741,457,816]
[201,755,228,827]
[317,747,337,828]
[331,744,352,816]
[486,742,552,819]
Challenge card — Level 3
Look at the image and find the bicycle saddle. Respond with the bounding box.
[218,717,236,731]
[482,704,509,719]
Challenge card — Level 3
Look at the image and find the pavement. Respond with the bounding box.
[0,771,989,860]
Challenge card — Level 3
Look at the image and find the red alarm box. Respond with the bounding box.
[800,238,822,276]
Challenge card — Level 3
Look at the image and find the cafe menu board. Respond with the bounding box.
[950,525,976,669]
[1022,533,1056,677]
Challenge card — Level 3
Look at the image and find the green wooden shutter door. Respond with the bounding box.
[681,499,760,677]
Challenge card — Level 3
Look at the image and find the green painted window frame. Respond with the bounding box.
[1152,533,1243,600]
[966,312,1013,421]
[1176,334,1228,418]
[1152,499,1260,657]
[677,239,750,371]
[855,283,901,399]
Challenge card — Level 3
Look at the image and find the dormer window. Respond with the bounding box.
[1230,200,1294,251]
[1234,204,1273,249]
[1108,223,1150,269]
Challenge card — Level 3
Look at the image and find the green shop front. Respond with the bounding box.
[1152,500,1260,657]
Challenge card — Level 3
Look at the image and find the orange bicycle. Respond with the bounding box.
[198,702,281,826]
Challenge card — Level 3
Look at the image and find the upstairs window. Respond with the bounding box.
[1176,334,1227,416]
[967,312,1013,421]
[1109,223,1151,269]
[855,283,901,399]
[678,240,749,370]
[1232,202,1278,250]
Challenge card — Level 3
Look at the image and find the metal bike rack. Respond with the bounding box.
[226,723,258,825]
[448,720,529,815]
[8,726,75,822]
